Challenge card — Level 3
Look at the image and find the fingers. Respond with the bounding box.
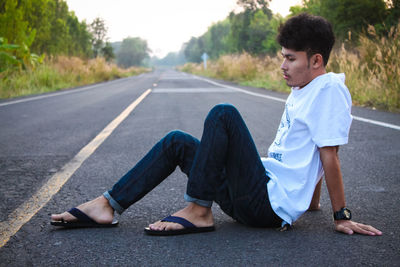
[335,222,354,235]
[335,220,382,236]
[353,222,382,236]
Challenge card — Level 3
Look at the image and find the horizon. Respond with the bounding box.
[66,0,302,58]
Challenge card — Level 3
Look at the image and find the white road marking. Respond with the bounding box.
[0,89,152,248]
[158,77,195,80]
[153,88,236,93]
[194,75,400,131]
[352,115,400,131]
[0,76,138,107]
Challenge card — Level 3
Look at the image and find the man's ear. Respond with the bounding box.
[311,54,324,69]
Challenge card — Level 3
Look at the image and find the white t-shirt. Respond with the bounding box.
[262,72,353,225]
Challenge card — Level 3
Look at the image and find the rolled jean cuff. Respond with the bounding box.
[184,193,213,208]
[103,191,125,214]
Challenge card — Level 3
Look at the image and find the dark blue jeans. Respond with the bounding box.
[104,104,282,227]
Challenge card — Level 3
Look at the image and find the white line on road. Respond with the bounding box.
[0,89,152,248]
[352,115,400,131]
[194,75,400,131]
[0,76,138,107]
[158,77,194,80]
[153,88,237,93]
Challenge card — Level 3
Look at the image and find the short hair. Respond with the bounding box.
[277,13,335,66]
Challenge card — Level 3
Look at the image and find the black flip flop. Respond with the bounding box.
[144,215,215,236]
[50,208,118,228]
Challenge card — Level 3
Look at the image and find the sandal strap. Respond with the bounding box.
[161,215,196,228]
[68,208,96,223]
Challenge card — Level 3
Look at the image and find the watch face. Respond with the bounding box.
[344,209,351,219]
[334,208,352,220]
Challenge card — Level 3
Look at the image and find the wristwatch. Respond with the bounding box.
[333,207,352,220]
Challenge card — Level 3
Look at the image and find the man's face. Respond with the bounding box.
[280,47,314,88]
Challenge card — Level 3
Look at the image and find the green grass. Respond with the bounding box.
[180,24,400,112]
[0,57,150,99]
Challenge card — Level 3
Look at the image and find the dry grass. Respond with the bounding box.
[0,56,150,99]
[181,23,400,112]
[329,24,400,111]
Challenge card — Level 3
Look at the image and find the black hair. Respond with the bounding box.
[277,13,335,66]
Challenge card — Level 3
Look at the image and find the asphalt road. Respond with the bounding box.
[0,69,399,266]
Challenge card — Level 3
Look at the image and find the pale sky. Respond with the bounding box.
[66,0,302,58]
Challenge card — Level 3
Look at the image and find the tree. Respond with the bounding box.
[237,0,272,17]
[90,17,107,58]
[297,0,388,42]
[205,19,232,58]
[184,37,203,63]
[101,42,114,62]
[384,0,400,32]
[0,0,30,45]
[247,10,280,54]
[116,37,150,67]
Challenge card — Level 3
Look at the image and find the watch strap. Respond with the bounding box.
[333,207,352,220]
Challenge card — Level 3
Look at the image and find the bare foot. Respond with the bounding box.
[51,196,114,224]
[148,203,214,231]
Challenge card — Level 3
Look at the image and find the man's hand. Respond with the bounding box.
[335,220,382,236]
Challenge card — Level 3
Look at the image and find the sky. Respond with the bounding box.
[66,0,302,58]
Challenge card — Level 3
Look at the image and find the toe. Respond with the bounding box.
[51,211,76,222]
[149,221,183,231]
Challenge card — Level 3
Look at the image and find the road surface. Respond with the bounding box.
[0,69,399,266]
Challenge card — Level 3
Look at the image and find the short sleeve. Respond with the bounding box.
[307,81,353,147]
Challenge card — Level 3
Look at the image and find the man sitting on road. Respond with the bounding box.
[51,13,382,236]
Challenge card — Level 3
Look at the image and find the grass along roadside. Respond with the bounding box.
[180,24,400,113]
[0,56,150,99]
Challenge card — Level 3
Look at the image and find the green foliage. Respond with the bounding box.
[116,37,150,67]
[102,42,115,62]
[0,0,95,58]
[203,19,232,59]
[247,10,281,54]
[0,0,30,45]
[0,37,21,72]
[0,56,150,99]
[295,0,397,43]
[237,0,272,17]
[184,37,204,63]
[183,1,281,62]
[0,34,44,73]
[90,17,107,58]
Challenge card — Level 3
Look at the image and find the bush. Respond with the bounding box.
[181,22,400,112]
[0,56,150,99]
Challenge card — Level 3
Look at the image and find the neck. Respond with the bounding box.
[299,68,327,89]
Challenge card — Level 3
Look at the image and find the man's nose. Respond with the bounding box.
[280,60,287,70]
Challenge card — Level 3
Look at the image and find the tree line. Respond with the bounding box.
[182,0,400,63]
[0,0,150,72]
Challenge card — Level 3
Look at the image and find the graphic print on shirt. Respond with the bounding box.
[270,103,292,162]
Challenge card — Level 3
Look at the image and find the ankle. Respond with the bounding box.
[186,203,212,217]
[97,195,112,208]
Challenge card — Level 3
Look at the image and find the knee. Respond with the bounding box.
[207,103,239,121]
[162,130,198,151]
[164,130,187,143]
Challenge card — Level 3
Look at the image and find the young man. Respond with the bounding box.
[51,13,381,236]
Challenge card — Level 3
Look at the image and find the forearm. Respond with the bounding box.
[319,146,382,236]
[320,146,346,212]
